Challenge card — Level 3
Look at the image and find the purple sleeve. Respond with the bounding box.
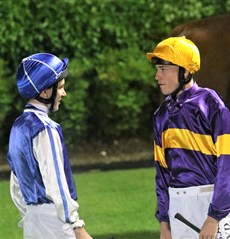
[208,107,230,220]
[153,105,171,222]
[155,161,171,222]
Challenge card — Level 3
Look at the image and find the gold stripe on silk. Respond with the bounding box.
[162,128,216,155]
[153,128,224,168]
[154,143,167,168]
[216,134,230,157]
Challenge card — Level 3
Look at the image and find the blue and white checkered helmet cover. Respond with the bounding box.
[16,53,68,99]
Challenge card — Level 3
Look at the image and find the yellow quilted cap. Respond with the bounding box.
[147,36,200,74]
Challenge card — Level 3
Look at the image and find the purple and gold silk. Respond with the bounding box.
[153,83,230,222]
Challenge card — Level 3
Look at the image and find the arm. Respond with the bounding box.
[155,160,171,222]
[33,127,82,224]
[200,216,218,238]
[153,103,171,223]
[74,228,94,239]
[154,137,171,222]
[160,221,172,239]
[10,172,27,218]
[208,107,230,220]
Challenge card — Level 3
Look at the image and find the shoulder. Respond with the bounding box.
[13,111,52,137]
[194,86,230,121]
[196,86,226,108]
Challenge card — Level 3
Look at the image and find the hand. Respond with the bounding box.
[160,222,172,239]
[74,227,93,239]
[199,216,218,239]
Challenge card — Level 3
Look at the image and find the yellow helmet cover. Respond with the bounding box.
[147,36,200,74]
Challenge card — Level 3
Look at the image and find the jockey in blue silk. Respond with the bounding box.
[7,53,93,239]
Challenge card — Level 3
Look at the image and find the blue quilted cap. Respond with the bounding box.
[16,53,68,99]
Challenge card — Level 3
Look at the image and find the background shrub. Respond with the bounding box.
[0,0,229,153]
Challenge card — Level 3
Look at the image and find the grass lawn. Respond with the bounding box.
[0,167,160,239]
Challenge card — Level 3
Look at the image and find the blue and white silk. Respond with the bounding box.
[7,103,80,225]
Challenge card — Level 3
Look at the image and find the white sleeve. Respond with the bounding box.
[10,172,27,217]
[33,127,80,223]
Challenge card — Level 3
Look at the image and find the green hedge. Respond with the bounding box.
[0,0,229,150]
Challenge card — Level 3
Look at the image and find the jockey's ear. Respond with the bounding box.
[39,88,53,99]
[184,70,190,79]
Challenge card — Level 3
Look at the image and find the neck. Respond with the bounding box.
[28,99,51,111]
[172,78,195,100]
[183,78,195,90]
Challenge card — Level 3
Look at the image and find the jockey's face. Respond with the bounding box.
[155,64,180,95]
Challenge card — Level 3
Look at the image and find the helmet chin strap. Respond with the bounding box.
[35,82,58,112]
[171,67,192,100]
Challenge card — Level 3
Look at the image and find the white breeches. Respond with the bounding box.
[21,204,75,239]
[169,184,230,239]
